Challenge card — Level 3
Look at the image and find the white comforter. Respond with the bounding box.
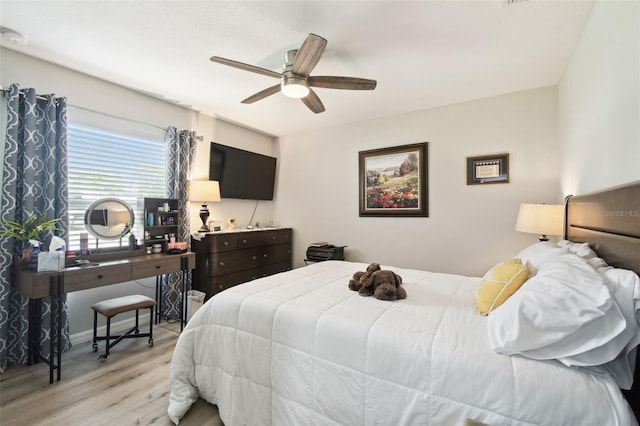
[168,261,636,425]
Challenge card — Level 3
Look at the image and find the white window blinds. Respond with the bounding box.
[67,123,167,250]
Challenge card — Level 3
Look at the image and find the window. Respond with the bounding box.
[67,123,166,250]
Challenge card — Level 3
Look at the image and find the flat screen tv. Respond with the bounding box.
[209,142,277,200]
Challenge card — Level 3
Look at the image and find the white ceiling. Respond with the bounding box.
[0,1,593,137]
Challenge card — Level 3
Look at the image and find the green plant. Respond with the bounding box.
[0,213,61,245]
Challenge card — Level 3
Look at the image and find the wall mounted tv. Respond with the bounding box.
[209,142,277,200]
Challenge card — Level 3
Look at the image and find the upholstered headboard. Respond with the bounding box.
[565,180,640,275]
[565,180,640,418]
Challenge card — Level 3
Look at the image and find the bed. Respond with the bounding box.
[168,181,640,425]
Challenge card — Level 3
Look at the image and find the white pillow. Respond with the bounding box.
[593,267,640,389]
[556,239,610,269]
[529,302,625,361]
[556,239,598,260]
[487,253,625,359]
[516,242,568,276]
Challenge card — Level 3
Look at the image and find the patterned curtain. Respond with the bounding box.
[163,127,197,317]
[0,84,70,372]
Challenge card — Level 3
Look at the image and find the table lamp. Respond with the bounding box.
[515,203,564,241]
[188,180,221,232]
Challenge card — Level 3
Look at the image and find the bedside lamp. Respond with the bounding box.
[188,180,221,232]
[515,203,564,241]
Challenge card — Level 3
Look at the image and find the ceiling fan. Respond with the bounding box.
[210,33,377,114]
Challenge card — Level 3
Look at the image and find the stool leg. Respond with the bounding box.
[148,306,154,347]
[135,309,140,335]
[92,310,98,352]
[98,317,111,362]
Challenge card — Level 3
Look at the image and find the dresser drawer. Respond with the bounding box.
[64,263,131,293]
[207,260,292,298]
[264,244,292,264]
[237,230,279,248]
[211,244,289,275]
[244,244,290,268]
[278,228,292,244]
[211,250,257,275]
[208,270,254,296]
[131,256,182,279]
[211,234,237,252]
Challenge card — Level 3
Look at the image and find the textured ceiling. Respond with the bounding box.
[0,1,593,136]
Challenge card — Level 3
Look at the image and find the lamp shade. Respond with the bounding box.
[515,203,564,240]
[188,180,221,203]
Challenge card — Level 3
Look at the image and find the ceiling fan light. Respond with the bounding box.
[281,76,309,99]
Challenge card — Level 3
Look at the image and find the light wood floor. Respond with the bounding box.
[0,321,224,426]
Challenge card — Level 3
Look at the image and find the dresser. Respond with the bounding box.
[191,228,292,299]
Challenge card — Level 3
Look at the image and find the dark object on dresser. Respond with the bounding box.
[191,228,292,299]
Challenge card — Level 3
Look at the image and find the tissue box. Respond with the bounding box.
[168,242,188,251]
[37,251,65,272]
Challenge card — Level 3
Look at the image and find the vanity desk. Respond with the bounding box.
[14,250,196,383]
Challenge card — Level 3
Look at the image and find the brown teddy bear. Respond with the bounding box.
[348,262,380,292]
[361,270,406,300]
[348,263,406,301]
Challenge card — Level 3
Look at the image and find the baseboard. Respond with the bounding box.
[70,315,151,346]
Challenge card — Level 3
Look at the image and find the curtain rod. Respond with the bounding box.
[1,86,50,102]
[1,86,190,135]
[67,104,168,133]
[69,104,203,139]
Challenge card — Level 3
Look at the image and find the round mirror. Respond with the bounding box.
[84,198,134,240]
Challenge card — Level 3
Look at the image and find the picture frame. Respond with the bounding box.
[359,142,428,217]
[466,153,509,185]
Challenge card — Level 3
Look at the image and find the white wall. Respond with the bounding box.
[4,0,636,337]
[0,48,276,336]
[274,86,561,277]
[189,119,278,232]
[559,0,640,195]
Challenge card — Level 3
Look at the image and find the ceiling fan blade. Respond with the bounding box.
[292,33,327,76]
[309,76,377,90]
[241,84,281,104]
[301,89,325,114]
[210,56,281,79]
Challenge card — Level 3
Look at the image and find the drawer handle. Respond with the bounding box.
[97,275,104,279]
[272,236,276,240]
[219,261,225,266]
[242,239,247,244]
[252,255,257,260]
[224,241,229,246]
[263,254,268,258]
[218,284,223,289]
[155,265,161,269]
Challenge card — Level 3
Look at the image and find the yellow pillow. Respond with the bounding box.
[477,259,528,315]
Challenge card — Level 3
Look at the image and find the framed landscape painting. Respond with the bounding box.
[359,142,428,217]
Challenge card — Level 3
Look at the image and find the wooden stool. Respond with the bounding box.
[91,295,156,361]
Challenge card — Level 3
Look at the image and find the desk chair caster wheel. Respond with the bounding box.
[98,354,108,362]
[92,343,98,352]
[148,338,154,347]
